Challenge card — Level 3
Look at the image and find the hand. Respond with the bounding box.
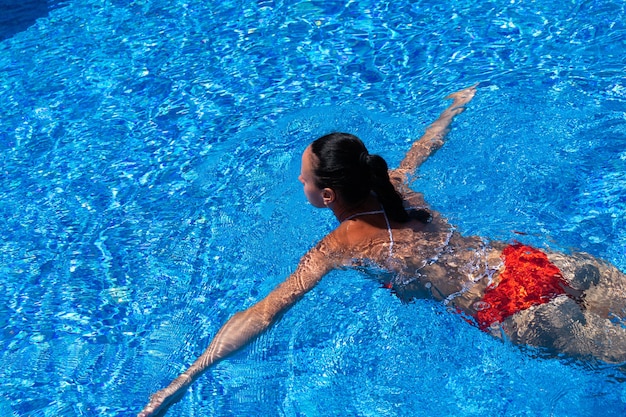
[444,84,477,115]
[137,386,185,417]
[137,389,166,417]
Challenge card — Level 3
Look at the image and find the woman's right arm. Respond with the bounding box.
[137,237,342,417]
[390,85,477,187]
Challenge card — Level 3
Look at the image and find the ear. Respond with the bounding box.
[321,188,336,206]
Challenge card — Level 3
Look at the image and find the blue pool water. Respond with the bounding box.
[1,0,626,416]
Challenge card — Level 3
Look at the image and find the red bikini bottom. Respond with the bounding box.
[474,243,569,330]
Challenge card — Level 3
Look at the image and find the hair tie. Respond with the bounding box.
[359,151,369,167]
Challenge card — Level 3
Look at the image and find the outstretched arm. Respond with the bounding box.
[391,85,477,186]
[137,239,340,417]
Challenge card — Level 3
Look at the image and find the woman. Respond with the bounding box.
[138,86,626,416]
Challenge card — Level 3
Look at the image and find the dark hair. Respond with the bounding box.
[310,132,430,223]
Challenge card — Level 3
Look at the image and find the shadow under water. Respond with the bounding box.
[0,0,67,41]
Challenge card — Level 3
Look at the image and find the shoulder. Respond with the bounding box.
[312,225,355,260]
[388,169,428,208]
[284,229,352,292]
[297,227,352,271]
[388,168,407,190]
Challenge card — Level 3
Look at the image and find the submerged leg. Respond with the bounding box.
[504,296,626,364]
[549,252,626,319]
[502,253,626,364]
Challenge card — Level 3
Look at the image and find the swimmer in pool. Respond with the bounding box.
[138,85,626,416]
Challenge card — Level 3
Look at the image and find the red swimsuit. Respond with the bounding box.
[474,243,569,330]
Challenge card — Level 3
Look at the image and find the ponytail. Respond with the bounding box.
[362,153,408,222]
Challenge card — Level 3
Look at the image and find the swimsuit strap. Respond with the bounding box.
[381,208,394,258]
[342,208,394,258]
[342,210,385,221]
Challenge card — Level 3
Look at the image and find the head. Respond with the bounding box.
[304,133,373,207]
[299,133,413,223]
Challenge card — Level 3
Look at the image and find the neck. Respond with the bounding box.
[331,195,379,222]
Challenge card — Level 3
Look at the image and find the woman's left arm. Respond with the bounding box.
[137,237,342,417]
[390,85,477,187]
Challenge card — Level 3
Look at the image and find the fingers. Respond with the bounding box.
[138,386,185,417]
[137,394,162,417]
[445,85,477,105]
[137,405,155,417]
